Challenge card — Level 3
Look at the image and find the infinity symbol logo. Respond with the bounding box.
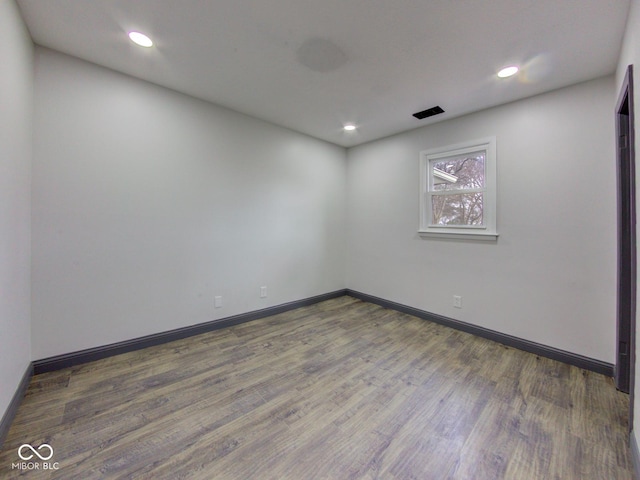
[18,444,54,461]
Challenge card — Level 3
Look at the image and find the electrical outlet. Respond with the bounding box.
[260,286,267,298]
[453,295,462,308]
[214,296,223,308]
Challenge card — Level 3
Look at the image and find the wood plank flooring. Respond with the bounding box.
[0,296,633,479]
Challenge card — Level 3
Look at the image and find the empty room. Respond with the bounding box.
[2,0,640,478]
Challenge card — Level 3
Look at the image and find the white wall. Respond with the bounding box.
[23,8,623,374]
[616,0,640,450]
[0,0,32,420]
[346,76,616,363]
[31,48,346,360]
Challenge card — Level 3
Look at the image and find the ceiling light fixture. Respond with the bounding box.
[128,31,153,48]
[343,124,357,131]
[497,65,519,78]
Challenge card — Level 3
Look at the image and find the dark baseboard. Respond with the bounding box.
[32,287,614,378]
[33,289,348,375]
[346,289,614,377]
[632,430,640,480]
[0,363,33,449]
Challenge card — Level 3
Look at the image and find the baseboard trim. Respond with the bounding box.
[0,363,33,448]
[631,430,640,479]
[32,287,614,377]
[33,289,348,375]
[346,289,614,376]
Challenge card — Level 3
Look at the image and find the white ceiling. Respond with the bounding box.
[17,0,630,147]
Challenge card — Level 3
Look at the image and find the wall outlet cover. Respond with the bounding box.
[453,295,462,308]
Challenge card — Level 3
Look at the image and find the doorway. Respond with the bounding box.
[615,65,636,423]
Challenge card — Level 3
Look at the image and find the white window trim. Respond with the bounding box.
[418,137,498,240]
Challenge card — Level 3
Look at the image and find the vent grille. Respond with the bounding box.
[412,106,444,120]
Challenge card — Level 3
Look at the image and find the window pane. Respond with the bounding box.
[431,193,483,226]
[432,151,485,191]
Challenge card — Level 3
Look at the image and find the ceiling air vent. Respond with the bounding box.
[412,106,444,120]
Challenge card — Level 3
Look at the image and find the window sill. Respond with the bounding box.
[418,230,499,241]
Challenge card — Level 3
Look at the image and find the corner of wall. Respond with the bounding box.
[0,0,34,445]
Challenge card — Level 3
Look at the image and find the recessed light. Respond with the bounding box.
[128,31,153,48]
[343,124,357,131]
[497,65,519,78]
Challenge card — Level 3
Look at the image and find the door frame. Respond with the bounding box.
[615,64,636,422]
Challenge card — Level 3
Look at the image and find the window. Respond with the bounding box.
[419,137,497,240]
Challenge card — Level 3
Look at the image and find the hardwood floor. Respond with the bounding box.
[0,296,633,479]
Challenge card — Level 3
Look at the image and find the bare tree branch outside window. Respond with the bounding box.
[430,152,485,226]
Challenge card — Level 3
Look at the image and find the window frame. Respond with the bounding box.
[419,137,498,240]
